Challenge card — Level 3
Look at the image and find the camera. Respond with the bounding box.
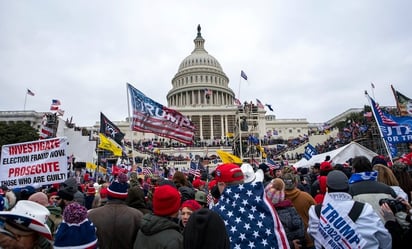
[379,198,406,213]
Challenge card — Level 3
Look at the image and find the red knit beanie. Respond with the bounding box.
[214,163,244,183]
[153,185,181,217]
[180,199,201,211]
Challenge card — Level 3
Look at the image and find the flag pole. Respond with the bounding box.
[365,91,393,162]
[24,92,28,111]
[126,83,136,166]
[238,75,241,100]
[370,82,376,100]
[390,84,401,116]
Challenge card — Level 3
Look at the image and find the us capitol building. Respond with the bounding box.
[1,25,356,161]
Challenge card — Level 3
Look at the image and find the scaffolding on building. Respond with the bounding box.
[233,103,263,164]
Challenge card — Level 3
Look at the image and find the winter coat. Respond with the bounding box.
[88,199,143,249]
[308,192,392,249]
[126,186,152,214]
[349,179,397,222]
[285,187,316,248]
[46,205,62,236]
[134,213,183,249]
[274,199,305,248]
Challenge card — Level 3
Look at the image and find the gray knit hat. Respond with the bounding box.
[326,170,348,191]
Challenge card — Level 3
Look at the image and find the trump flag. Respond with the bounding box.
[127,83,195,145]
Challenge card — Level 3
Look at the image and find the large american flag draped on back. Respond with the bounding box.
[127,83,196,145]
[212,181,290,249]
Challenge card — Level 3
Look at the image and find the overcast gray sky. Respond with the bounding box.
[1,1,411,127]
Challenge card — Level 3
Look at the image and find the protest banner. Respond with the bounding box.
[0,137,68,188]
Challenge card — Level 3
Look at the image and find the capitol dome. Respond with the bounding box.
[167,25,235,108]
[177,33,223,73]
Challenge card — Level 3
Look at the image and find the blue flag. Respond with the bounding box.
[304,143,318,160]
[367,94,412,157]
[212,181,290,249]
[265,104,274,111]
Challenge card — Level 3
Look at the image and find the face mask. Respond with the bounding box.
[211,185,221,199]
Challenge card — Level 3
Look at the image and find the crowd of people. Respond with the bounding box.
[1,145,412,248]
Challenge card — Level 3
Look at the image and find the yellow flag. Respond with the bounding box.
[86,162,97,170]
[256,145,267,159]
[216,150,242,164]
[98,133,122,156]
[98,166,107,174]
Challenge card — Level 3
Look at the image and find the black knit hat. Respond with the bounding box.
[57,178,78,201]
[178,186,195,203]
[183,208,230,249]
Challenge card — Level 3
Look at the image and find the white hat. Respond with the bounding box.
[0,200,52,241]
[240,163,264,183]
[241,163,255,183]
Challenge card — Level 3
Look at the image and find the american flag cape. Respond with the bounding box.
[212,181,290,249]
[127,83,195,145]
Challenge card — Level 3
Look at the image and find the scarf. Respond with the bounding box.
[348,171,378,184]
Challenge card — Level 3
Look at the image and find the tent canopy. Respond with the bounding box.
[293,142,378,168]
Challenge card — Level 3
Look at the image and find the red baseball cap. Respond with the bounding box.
[214,163,244,183]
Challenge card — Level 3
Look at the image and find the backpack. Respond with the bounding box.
[315,201,365,222]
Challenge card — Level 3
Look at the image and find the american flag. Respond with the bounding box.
[369,95,398,126]
[250,158,260,168]
[234,98,242,107]
[266,158,280,170]
[256,99,264,109]
[142,167,153,176]
[39,126,54,139]
[189,161,201,178]
[52,99,61,105]
[127,83,195,145]
[212,181,290,249]
[50,105,59,111]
